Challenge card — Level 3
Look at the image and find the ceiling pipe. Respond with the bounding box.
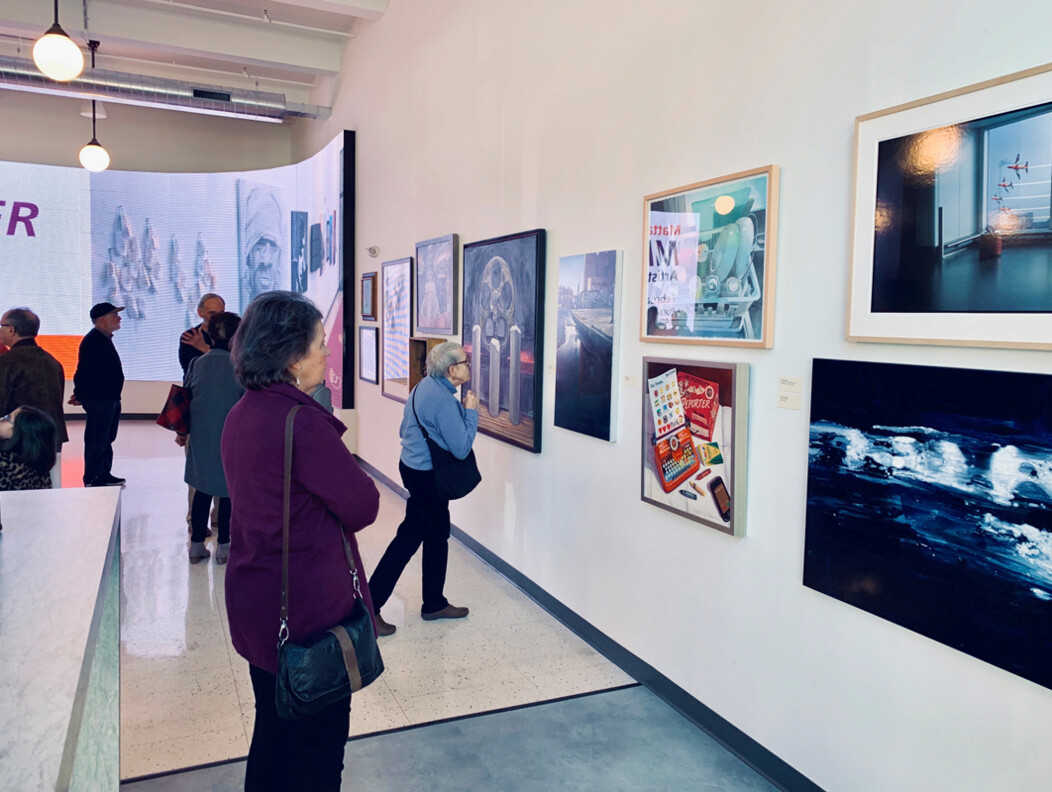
[0,54,331,122]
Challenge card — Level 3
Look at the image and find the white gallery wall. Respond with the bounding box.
[296,2,1052,791]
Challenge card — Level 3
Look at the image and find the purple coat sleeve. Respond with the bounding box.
[292,408,380,533]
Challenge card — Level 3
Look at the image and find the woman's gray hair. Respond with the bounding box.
[426,341,465,379]
[231,291,321,390]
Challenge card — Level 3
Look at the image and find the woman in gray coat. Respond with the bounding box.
[179,312,243,564]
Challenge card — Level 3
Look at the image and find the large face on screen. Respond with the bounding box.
[246,238,279,298]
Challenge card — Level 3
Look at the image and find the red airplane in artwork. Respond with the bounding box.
[997,177,1014,191]
[998,205,1013,213]
[991,194,1004,202]
[1007,154,1029,178]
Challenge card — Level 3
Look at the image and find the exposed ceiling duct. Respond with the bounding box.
[0,53,330,122]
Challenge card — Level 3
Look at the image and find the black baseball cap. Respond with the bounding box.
[90,302,125,321]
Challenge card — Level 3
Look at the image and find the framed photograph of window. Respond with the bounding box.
[361,272,377,322]
[847,63,1052,350]
[381,257,412,402]
[414,234,459,335]
[359,326,378,384]
[641,166,779,348]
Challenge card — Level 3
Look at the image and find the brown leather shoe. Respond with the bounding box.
[421,604,469,621]
[375,614,396,637]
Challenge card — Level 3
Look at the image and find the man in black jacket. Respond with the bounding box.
[70,302,126,487]
[0,307,69,486]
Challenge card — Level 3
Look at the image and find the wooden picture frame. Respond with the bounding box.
[361,271,377,322]
[641,165,779,348]
[847,64,1052,350]
[414,234,459,335]
[359,326,378,384]
[381,257,412,402]
[641,358,749,536]
[461,229,546,452]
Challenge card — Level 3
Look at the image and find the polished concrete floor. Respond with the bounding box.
[124,686,783,792]
[75,421,632,780]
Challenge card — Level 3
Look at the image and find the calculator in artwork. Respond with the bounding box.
[646,368,701,492]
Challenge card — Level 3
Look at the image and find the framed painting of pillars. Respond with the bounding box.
[847,64,1052,350]
[641,165,779,348]
[461,229,546,452]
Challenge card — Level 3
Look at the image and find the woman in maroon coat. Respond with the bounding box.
[222,291,379,792]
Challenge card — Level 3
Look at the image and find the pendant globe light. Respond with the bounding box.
[33,0,84,81]
[78,41,109,172]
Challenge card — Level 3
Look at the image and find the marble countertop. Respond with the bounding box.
[0,487,121,792]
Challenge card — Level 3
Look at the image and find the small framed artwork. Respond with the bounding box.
[414,234,459,335]
[848,64,1052,350]
[461,229,546,452]
[361,272,377,322]
[381,257,413,402]
[359,326,378,384]
[641,165,779,348]
[641,358,749,536]
[554,249,623,442]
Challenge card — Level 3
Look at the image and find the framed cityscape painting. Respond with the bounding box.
[641,165,779,348]
[359,326,378,384]
[461,229,546,452]
[805,358,1052,690]
[554,250,622,442]
[414,234,459,335]
[381,257,412,402]
[640,358,749,536]
[847,63,1052,350]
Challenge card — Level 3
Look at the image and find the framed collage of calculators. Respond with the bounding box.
[641,358,750,535]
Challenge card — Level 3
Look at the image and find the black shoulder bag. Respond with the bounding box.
[275,404,384,720]
[411,387,482,500]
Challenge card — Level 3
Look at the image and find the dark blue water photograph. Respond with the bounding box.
[804,359,1052,690]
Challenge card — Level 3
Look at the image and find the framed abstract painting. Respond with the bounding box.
[805,358,1052,690]
[361,271,377,322]
[359,326,378,384]
[381,257,412,402]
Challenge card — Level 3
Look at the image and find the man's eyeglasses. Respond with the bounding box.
[453,359,470,367]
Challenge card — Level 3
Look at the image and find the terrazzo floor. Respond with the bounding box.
[75,421,632,780]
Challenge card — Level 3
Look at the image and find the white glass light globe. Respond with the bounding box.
[79,140,110,172]
[33,29,84,82]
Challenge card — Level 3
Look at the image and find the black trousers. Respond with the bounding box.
[368,460,451,615]
[81,398,120,484]
[190,489,230,544]
[245,664,350,792]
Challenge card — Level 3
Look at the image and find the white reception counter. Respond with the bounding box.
[0,487,121,792]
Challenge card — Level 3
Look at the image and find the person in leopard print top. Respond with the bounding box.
[0,406,56,491]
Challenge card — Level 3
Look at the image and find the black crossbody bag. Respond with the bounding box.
[411,387,482,500]
[274,404,384,720]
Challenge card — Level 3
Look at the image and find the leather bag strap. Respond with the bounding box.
[278,404,304,646]
[328,625,362,691]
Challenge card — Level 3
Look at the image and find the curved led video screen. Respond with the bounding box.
[1,132,348,406]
